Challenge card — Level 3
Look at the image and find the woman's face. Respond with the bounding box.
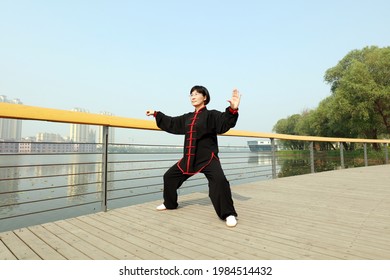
[190,90,206,109]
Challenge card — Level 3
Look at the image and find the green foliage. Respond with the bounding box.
[273,114,306,150]
[273,46,390,147]
[325,46,390,138]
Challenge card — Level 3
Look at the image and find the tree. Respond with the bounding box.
[295,109,317,136]
[324,46,390,139]
[273,114,305,150]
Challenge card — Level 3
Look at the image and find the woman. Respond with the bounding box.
[146,85,241,227]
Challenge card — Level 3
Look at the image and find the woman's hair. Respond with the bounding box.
[190,85,210,105]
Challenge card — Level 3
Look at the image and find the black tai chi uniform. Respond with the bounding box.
[154,106,238,220]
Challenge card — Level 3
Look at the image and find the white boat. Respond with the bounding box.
[247,140,276,152]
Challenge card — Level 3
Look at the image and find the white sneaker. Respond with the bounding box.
[226,215,237,227]
[156,204,167,211]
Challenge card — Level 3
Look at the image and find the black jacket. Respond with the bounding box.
[155,106,238,174]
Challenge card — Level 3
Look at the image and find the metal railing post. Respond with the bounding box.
[309,141,315,173]
[340,142,345,169]
[385,143,389,164]
[270,138,277,179]
[101,126,109,212]
[364,143,368,167]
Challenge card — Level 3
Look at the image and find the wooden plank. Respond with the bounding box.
[0,164,389,260]
[54,218,133,260]
[0,230,41,260]
[66,217,143,260]
[129,209,257,259]
[230,205,385,259]
[128,202,340,260]
[228,167,390,259]
[92,211,211,259]
[115,202,301,259]
[43,221,115,260]
[77,214,181,260]
[237,189,390,243]
[28,224,91,260]
[0,239,17,260]
[13,228,66,260]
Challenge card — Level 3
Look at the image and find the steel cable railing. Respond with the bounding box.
[0,154,103,229]
[104,147,275,208]
[1,102,389,232]
[3,141,389,233]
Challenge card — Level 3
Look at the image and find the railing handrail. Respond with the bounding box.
[1,102,390,144]
[1,102,389,232]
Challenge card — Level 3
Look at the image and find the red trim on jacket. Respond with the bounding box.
[185,109,201,172]
[229,107,239,114]
[177,152,217,175]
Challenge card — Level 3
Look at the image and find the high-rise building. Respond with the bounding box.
[98,111,116,144]
[0,95,22,140]
[36,132,64,142]
[69,108,96,143]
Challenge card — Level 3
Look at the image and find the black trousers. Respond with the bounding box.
[162,157,237,220]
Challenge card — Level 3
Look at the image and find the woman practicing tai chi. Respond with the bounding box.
[146,85,241,227]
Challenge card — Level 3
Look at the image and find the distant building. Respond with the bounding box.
[69,108,96,143]
[0,95,22,141]
[18,141,96,153]
[0,140,19,153]
[36,132,64,142]
[19,141,72,153]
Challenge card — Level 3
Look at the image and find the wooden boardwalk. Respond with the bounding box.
[1,165,389,260]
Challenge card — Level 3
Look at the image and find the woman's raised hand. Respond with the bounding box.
[228,89,241,110]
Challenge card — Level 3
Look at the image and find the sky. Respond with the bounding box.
[1,0,389,145]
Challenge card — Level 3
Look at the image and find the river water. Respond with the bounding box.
[0,150,280,232]
[2,147,381,232]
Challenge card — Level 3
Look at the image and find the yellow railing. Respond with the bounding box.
[1,102,390,144]
[1,102,389,232]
